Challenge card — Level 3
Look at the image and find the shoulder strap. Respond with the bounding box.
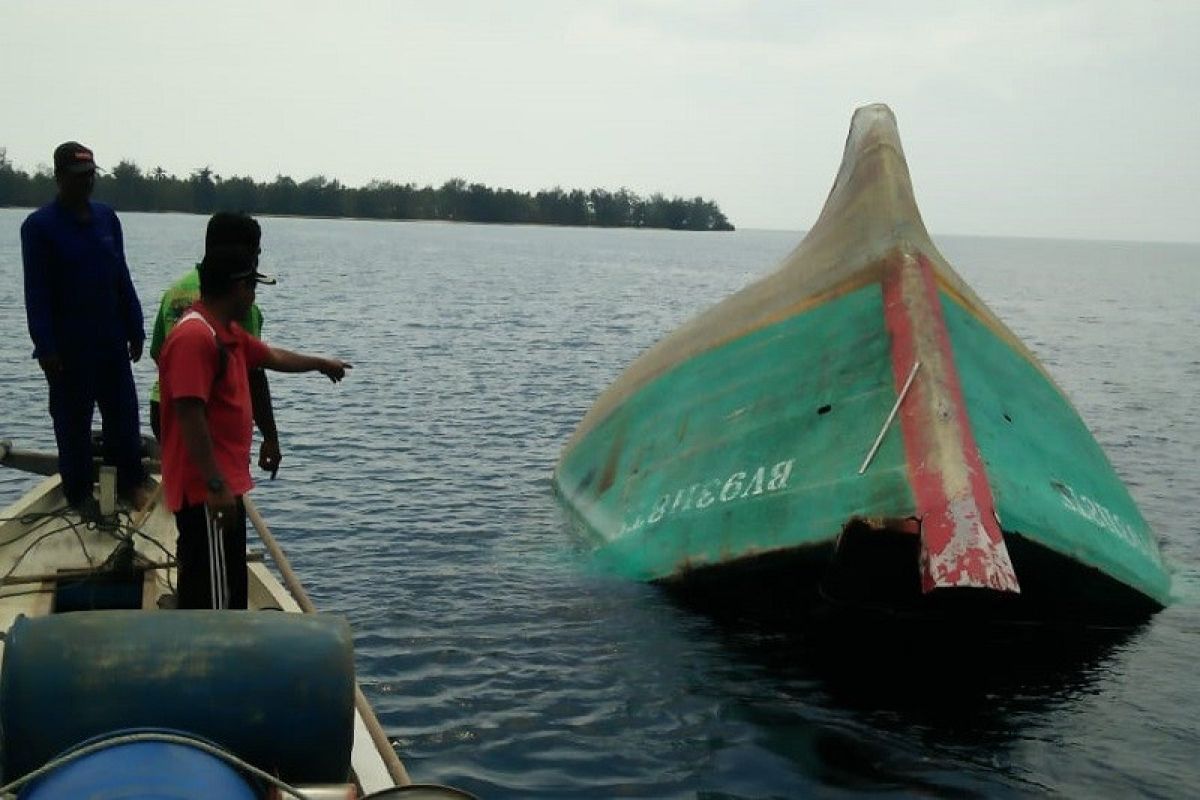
[178,310,214,336]
[178,311,228,381]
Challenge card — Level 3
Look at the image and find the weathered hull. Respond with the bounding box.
[557,280,911,581]
[554,104,1169,620]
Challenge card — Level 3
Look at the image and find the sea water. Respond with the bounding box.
[1,209,1197,797]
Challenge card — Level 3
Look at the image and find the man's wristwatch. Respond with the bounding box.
[207,476,225,493]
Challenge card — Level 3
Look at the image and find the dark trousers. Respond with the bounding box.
[49,351,145,506]
[149,399,161,440]
[174,498,249,609]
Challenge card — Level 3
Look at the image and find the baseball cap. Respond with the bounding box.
[235,265,277,285]
[200,246,277,286]
[53,142,99,174]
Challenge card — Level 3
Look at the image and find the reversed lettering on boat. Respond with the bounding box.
[618,459,794,536]
[1056,483,1160,562]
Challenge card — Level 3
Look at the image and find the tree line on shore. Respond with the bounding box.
[0,148,734,231]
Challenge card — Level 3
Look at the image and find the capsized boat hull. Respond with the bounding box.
[553,104,1169,621]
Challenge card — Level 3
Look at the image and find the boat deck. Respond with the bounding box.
[0,473,399,794]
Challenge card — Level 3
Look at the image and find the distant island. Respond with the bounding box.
[0,148,734,231]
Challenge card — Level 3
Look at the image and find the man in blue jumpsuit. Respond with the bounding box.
[20,142,149,510]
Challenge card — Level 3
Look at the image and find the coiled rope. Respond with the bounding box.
[0,502,176,600]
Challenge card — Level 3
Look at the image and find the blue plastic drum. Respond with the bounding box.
[19,735,258,800]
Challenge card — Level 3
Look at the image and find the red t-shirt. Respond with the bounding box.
[158,301,271,511]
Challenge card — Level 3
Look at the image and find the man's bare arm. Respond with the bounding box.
[249,370,281,475]
[261,347,351,382]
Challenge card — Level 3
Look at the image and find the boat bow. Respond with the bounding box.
[555,103,1169,619]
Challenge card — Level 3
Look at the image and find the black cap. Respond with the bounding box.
[53,141,99,174]
[233,261,276,285]
[200,246,277,286]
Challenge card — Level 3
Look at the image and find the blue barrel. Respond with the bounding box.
[1,611,354,784]
[19,732,258,800]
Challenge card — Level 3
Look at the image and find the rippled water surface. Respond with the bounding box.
[1,209,1197,798]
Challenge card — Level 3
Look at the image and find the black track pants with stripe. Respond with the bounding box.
[174,498,248,609]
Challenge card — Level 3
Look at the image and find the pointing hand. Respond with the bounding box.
[319,359,352,383]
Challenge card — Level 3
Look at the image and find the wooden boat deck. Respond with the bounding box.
[0,472,404,795]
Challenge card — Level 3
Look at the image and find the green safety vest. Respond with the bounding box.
[149,266,263,402]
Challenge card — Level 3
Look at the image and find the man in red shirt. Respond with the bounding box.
[158,245,349,609]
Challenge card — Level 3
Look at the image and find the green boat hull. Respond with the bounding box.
[554,105,1170,620]
[557,282,911,581]
[943,292,1169,608]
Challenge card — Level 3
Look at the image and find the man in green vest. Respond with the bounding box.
[148,212,281,476]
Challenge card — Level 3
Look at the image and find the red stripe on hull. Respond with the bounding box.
[881,252,1019,593]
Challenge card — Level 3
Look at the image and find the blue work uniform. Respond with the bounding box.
[20,200,147,504]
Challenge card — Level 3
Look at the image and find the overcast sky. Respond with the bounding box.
[2,1,1197,242]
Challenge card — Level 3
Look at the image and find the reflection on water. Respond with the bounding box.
[671,595,1140,797]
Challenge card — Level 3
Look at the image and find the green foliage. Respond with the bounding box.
[0,148,55,207]
[0,149,734,231]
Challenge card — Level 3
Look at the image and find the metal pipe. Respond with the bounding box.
[0,442,160,477]
[0,443,60,476]
[859,360,920,475]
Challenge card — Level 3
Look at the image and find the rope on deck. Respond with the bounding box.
[0,502,176,600]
